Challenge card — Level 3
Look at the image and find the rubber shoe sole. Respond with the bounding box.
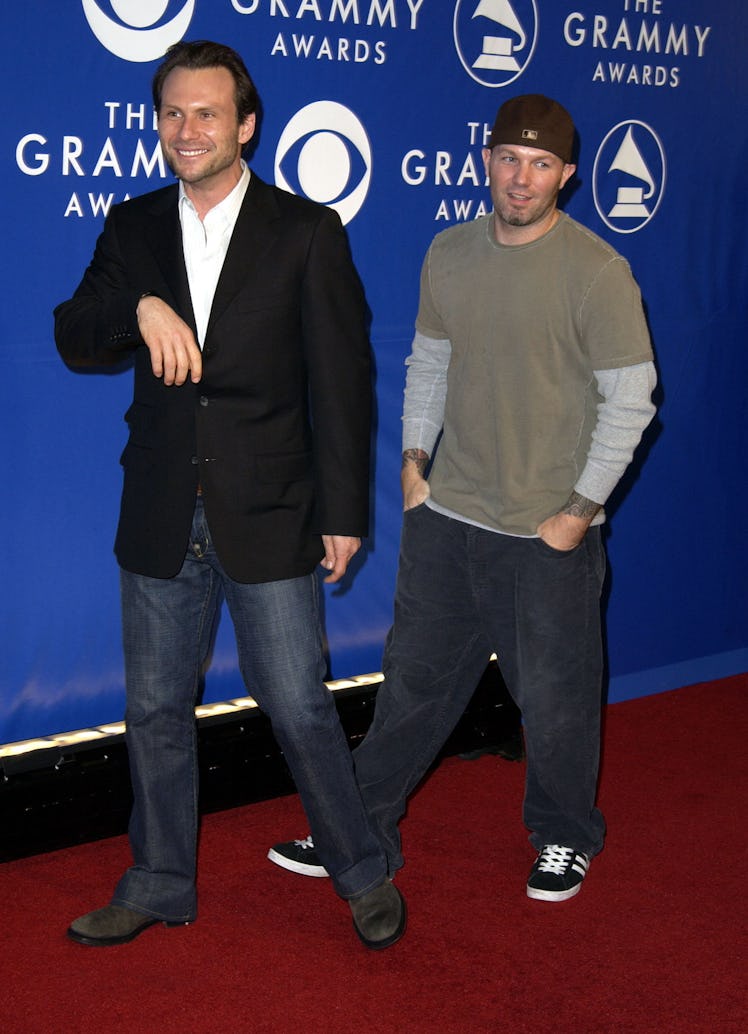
[67,904,190,947]
[526,882,584,902]
[267,844,329,877]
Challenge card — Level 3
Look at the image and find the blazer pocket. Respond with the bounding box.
[119,441,155,470]
[254,450,313,483]
[123,401,156,447]
[228,450,313,515]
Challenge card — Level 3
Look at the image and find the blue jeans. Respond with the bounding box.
[112,498,386,921]
[353,504,607,873]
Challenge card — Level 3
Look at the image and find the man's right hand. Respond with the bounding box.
[401,448,431,511]
[136,295,202,385]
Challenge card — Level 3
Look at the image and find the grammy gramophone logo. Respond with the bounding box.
[453,0,538,88]
[593,120,666,235]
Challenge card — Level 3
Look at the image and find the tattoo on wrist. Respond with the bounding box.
[561,491,601,521]
[402,448,429,477]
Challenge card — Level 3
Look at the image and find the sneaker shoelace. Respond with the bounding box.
[536,845,576,874]
[294,836,315,851]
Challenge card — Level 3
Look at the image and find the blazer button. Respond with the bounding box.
[199,396,209,407]
[191,456,199,465]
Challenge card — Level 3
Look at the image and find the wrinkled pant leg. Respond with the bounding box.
[494,530,607,858]
[353,505,493,873]
[224,570,387,900]
[113,537,221,922]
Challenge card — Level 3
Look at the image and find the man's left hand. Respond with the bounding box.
[537,490,602,551]
[536,512,590,551]
[320,535,362,583]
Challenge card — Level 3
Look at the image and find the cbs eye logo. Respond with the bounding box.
[81,0,195,62]
[275,102,372,225]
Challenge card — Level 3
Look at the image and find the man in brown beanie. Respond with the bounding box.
[269,95,657,903]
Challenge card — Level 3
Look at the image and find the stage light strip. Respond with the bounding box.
[0,671,386,761]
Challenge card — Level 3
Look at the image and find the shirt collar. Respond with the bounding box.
[178,160,251,226]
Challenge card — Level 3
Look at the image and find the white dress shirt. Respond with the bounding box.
[178,162,251,349]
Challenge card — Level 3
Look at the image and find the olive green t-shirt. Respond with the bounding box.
[415,212,653,536]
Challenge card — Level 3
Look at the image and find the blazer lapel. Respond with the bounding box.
[143,187,197,335]
[205,175,281,338]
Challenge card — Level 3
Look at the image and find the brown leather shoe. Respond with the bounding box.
[349,879,406,950]
[67,904,184,947]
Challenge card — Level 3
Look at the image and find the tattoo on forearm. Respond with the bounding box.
[402,448,429,477]
[561,491,601,521]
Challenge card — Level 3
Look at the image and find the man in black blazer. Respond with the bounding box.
[54,40,404,951]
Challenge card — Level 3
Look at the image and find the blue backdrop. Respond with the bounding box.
[3,0,747,743]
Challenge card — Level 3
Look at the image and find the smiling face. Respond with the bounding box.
[157,65,255,210]
[482,143,576,245]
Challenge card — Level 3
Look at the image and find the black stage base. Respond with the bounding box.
[0,662,522,863]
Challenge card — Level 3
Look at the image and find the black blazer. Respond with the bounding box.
[54,175,372,583]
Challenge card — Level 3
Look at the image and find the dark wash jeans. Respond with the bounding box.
[112,497,385,921]
[353,503,607,874]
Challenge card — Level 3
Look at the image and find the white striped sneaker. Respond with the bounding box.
[526,845,590,901]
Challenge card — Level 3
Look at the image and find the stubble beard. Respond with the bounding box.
[495,190,559,230]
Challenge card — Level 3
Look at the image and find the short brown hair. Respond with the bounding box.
[152,40,259,123]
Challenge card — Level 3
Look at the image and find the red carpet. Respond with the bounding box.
[1,675,745,1033]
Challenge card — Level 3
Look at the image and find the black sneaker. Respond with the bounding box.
[526,845,590,901]
[267,836,329,877]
